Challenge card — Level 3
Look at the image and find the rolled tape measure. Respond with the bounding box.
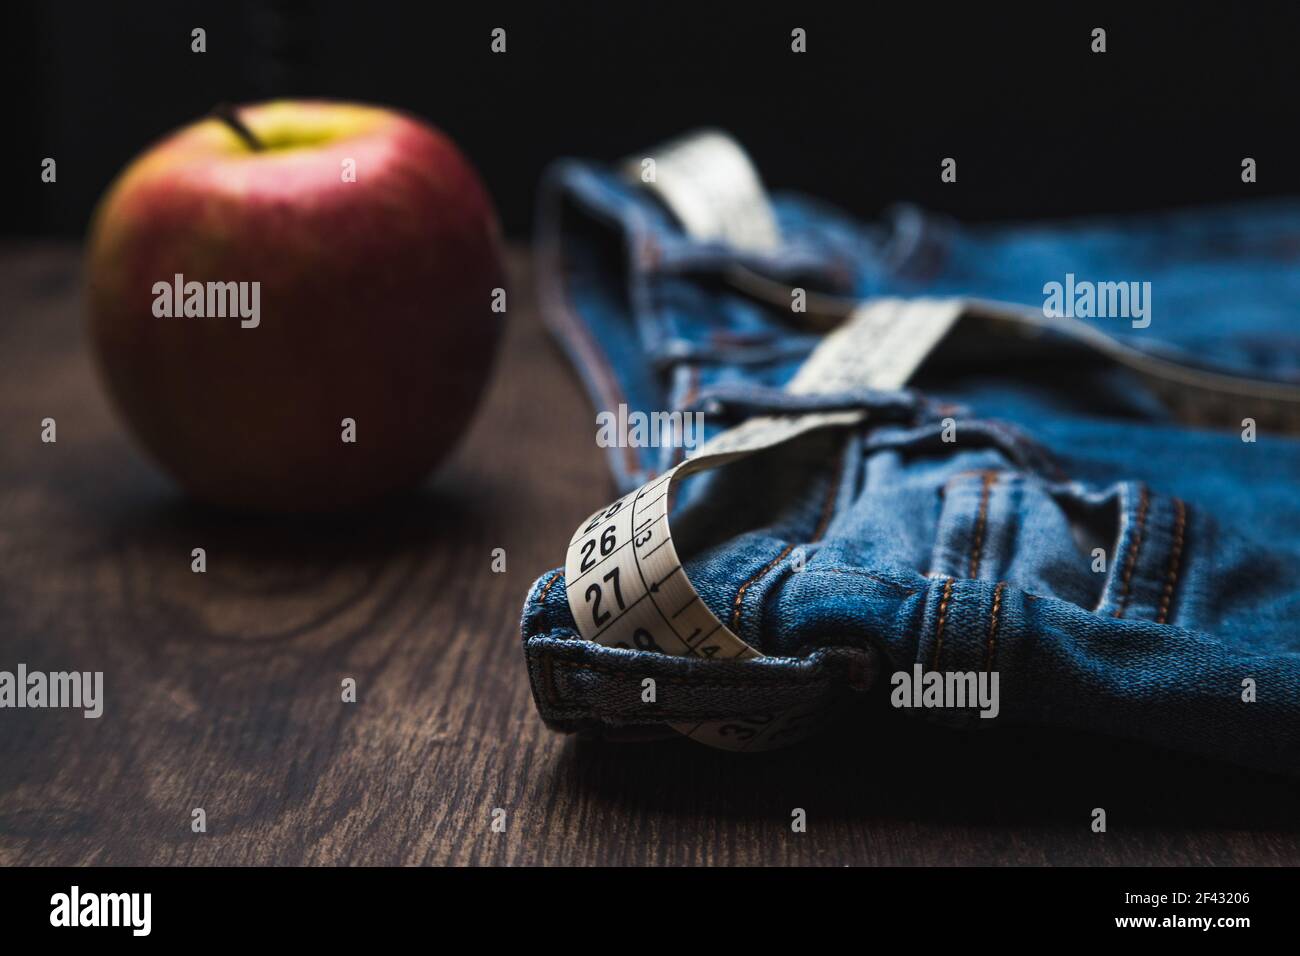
[564,299,966,750]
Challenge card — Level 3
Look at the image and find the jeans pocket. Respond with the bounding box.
[1090,481,1189,624]
[930,470,1118,613]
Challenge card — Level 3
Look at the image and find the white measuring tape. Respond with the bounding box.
[622,129,781,254]
[564,298,966,750]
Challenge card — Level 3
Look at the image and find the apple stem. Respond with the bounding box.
[211,103,265,151]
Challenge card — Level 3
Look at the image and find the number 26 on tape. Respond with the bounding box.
[578,524,617,572]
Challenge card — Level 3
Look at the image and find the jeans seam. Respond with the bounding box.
[537,570,564,603]
[1156,498,1188,625]
[931,577,956,669]
[968,471,997,579]
[984,580,1007,670]
[1114,484,1150,618]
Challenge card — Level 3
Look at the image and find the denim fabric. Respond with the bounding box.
[523,140,1300,773]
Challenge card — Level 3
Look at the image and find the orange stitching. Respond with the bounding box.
[931,577,955,669]
[729,455,844,631]
[969,471,996,579]
[1114,486,1149,619]
[731,544,797,630]
[537,571,564,603]
[985,581,1006,669]
[1156,499,1187,625]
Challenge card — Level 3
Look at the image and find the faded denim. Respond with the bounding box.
[521,143,1300,773]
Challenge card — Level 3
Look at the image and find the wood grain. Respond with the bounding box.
[1,243,1296,866]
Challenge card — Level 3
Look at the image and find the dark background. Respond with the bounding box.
[4,2,1300,873]
[7,1,1300,239]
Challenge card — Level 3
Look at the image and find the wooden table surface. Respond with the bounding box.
[1,242,1296,867]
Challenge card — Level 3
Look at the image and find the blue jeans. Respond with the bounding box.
[521,138,1300,773]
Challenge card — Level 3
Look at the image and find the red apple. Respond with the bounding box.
[86,100,505,512]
